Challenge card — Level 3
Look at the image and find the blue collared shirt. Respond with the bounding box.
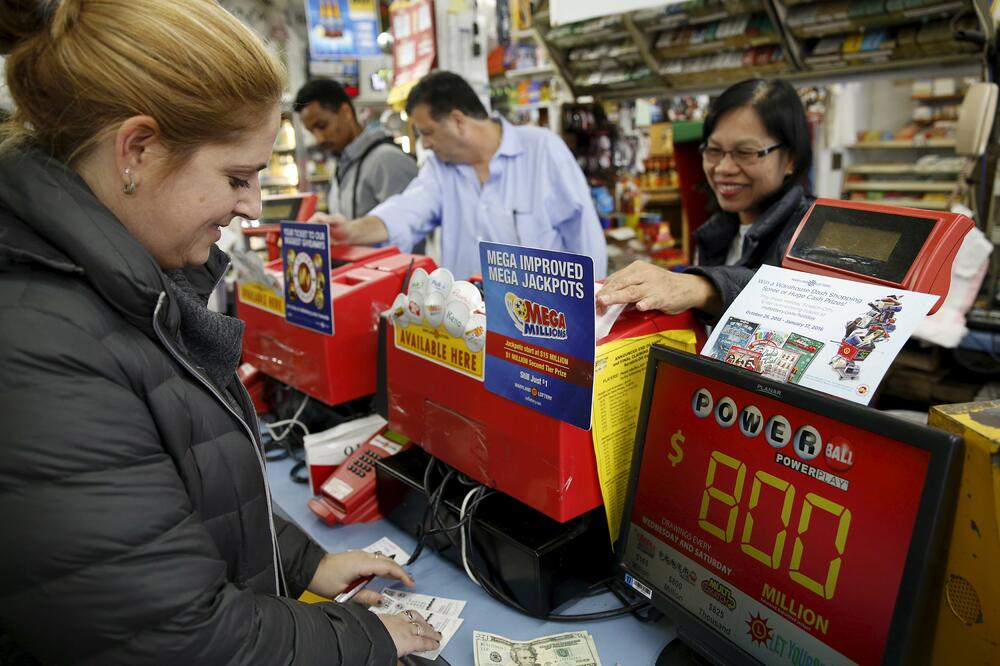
[369,117,608,280]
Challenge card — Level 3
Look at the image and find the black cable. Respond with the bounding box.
[409,455,652,621]
[422,489,494,536]
[289,460,309,484]
[406,465,455,565]
[604,577,661,623]
[459,492,650,622]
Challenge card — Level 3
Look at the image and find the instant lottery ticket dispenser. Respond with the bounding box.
[237,240,436,408]
[374,279,706,614]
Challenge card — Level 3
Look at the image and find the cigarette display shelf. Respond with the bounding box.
[785,0,966,39]
[526,0,986,97]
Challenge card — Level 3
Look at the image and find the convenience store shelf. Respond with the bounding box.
[510,101,557,111]
[912,93,965,102]
[505,65,556,79]
[261,176,298,188]
[528,0,982,98]
[846,197,951,210]
[655,34,781,58]
[845,163,963,174]
[788,0,966,39]
[843,181,957,192]
[848,140,957,149]
[642,188,682,204]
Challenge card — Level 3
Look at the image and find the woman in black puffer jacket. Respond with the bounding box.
[0,1,440,663]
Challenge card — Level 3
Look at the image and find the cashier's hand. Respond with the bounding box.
[308,212,390,245]
[596,261,721,316]
[308,212,351,241]
[379,610,443,657]
[307,550,414,607]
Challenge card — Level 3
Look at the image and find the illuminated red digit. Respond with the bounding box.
[739,471,795,569]
[788,492,852,599]
[698,451,747,542]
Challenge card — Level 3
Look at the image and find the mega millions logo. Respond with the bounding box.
[505,292,568,340]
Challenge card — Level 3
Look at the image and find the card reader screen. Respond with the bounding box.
[812,222,902,262]
[787,205,936,284]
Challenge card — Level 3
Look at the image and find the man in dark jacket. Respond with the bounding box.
[295,79,417,220]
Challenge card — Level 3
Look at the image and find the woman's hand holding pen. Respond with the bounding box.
[306,550,441,656]
[306,550,414,607]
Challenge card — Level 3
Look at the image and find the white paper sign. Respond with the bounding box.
[703,265,937,405]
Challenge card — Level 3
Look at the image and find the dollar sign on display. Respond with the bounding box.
[668,429,684,467]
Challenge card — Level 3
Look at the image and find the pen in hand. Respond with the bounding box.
[334,553,397,603]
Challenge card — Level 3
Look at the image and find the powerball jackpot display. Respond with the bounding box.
[618,347,960,666]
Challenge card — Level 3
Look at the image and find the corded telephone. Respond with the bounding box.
[307,428,409,526]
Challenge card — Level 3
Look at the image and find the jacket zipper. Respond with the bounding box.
[152,292,286,596]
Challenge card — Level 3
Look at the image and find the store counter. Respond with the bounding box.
[266,456,675,664]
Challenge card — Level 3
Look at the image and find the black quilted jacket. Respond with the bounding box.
[686,185,815,317]
[0,149,396,664]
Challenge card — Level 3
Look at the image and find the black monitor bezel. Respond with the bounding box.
[615,346,961,666]
[787,203,938,284]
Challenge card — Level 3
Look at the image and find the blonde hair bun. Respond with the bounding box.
[1,0,285,167]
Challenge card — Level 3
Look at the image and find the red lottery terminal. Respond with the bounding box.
[781,198,974,314]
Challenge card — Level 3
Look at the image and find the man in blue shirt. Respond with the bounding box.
[316,71,608,279]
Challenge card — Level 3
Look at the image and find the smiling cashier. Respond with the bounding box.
[597,78,814,320]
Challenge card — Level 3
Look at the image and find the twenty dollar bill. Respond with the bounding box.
[473,630,601,666]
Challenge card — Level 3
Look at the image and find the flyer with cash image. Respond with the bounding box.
[703,265,937,405]
[709,317,757,359]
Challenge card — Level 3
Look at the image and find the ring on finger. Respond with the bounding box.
[410,621,422,637]
[403,610,415,621]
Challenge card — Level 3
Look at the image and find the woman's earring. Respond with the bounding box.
[123,168,136,195]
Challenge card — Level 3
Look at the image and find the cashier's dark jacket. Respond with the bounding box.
[0,149,397,665]
[686,184,814,317]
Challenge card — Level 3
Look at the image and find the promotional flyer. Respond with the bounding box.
[479,242,595,430]
[704,265,938,405]
[281,222,334,335]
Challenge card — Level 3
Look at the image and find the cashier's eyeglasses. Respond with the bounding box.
[700,143,783,166]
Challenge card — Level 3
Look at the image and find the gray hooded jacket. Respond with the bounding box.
[331,125,416,219]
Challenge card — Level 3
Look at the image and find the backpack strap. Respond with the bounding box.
[341,137,411,218]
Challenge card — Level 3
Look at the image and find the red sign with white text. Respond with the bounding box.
[390,0,436,89]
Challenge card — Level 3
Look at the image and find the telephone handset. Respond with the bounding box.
[307,428,408,526]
